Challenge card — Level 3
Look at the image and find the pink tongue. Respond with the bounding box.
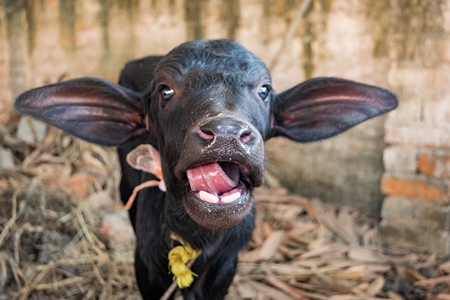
[186,162,239,196]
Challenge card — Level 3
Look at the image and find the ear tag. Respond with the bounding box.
[126,144,163,180]
[124,144,166,210]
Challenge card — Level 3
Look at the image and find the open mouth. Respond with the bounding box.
[180,160,260,229]
[186,162,244,204]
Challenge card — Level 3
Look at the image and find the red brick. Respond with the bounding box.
[417,154,436,176]
[381,176,448,203]
[417,153,450,178]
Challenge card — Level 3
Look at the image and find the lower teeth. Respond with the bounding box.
[199,191,219,203]
[198,191,241,203]
[221,192,241,203]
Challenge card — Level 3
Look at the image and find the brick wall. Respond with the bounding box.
[1,0,450,254]
[0,0,396,216]
[379,2,450,254]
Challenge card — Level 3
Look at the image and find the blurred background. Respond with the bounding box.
[0,1,450,299]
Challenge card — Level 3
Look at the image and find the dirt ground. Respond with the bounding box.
[1,119,450,300]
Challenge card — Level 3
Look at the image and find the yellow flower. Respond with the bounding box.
[168,244,201,288]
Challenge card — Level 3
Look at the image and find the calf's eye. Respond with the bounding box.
[258,85,271,101]
[160,85,174,101]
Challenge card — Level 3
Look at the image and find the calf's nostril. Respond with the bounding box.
[198,127,214,141]
[240,130,255,144]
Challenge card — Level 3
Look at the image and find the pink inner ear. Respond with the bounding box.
[126,144,163,180]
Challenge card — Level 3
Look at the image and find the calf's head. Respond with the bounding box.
[15,39,397,231]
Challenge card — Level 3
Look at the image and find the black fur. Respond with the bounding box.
[15,39,398,299]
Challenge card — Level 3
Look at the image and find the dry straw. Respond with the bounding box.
[1,116,449,299]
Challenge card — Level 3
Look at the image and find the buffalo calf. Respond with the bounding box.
[15,39,397,299]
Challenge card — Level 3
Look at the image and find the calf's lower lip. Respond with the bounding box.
[178,159,262,229]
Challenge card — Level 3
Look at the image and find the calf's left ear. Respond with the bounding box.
[15,77,148,146]
[269,77,398,143]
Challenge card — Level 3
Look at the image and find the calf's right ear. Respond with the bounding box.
[15,77,149,146]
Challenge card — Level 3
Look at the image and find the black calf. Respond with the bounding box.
[15,39,397,299]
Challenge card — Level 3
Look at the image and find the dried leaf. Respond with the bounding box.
[387,291,404,300]
[261,221,273,238]
[414,276,450,290]
[329,295,378,300]
[258,231,284,261]
[318,261,358,274]
[239,249,261,263]
[328,265,369,281]
[348,248,389,263]
[395,264,425,282]
[248,280,294,300]
[439,261,450,274]
[300,244,342,260]
[235,281,258,299]
[265,274,308,300]
[366,275,385,296]
[311,200,358,245]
